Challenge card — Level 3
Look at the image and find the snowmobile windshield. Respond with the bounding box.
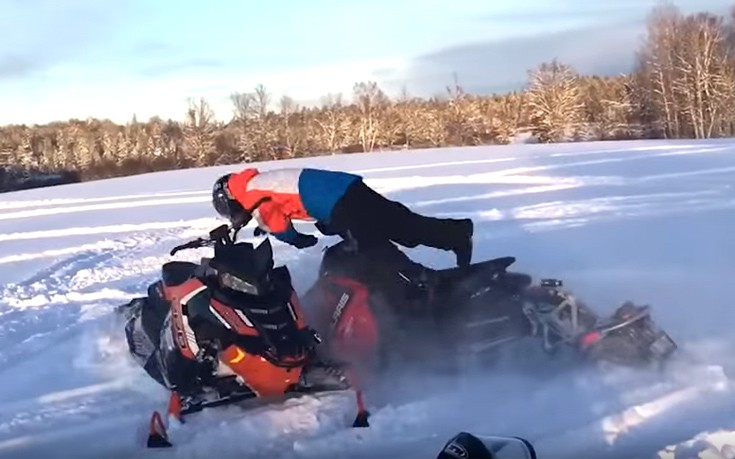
[475,436,536,459]
[436,433,537,459]
[212,239,275,296]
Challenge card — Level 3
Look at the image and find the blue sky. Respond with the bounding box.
[0,0,729,125]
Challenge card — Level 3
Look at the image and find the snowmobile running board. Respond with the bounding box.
[146,390,261,448]
[178,391,259,416]
[146,389,371,449]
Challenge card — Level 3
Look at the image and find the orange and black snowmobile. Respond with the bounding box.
[116,222,368,448]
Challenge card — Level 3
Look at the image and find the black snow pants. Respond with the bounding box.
[318,180,472,252]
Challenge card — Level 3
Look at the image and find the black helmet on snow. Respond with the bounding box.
[212,174,249,225]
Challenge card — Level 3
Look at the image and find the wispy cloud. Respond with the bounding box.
[0,55,36,79]
[397,21,643,96]
[0,0,137,80]
[390,0,732,97]
[0,0,731,124]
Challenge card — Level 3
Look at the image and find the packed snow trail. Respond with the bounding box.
[0,139,734,459]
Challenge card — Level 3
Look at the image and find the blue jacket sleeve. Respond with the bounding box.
[272,223,307,245]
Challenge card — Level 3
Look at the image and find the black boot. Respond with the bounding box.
[452,219,474,267]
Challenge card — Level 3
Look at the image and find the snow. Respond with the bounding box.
[0,139,734,459]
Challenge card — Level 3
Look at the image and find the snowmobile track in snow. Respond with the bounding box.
[0,224,219,369]
[0,222,219,306]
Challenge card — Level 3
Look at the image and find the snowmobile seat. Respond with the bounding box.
[162,261,199,287]
[438,256,516,279]
[478,256,516,272]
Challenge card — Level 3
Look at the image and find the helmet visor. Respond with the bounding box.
[476,436,536,459]
[213,185,251,225]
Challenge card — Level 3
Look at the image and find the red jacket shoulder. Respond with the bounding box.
[227,168,262,209]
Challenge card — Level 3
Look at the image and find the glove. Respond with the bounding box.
[292,233,318,249]
[315,221,339,236]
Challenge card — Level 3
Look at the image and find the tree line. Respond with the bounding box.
[1,2,734,190]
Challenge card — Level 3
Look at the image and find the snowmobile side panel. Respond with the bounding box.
[157,316,207,395]
[301,275,380,369]
[142,281,170,346]
[220,344,303,397]
[165,279,209,360]
[310,276,379,365]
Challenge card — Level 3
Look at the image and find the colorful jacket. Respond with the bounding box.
[226,167,361,245]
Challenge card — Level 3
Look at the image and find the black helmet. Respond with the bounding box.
[212,174,249,225]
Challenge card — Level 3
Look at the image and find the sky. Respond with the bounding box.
[0,0,730,125]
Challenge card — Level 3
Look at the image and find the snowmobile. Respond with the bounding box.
[300,239,678,379]
[116,222,368,449]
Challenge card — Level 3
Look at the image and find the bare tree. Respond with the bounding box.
[277,95,303,155]
[635,3,684,138]
[230,83,270,121]
[314,93,349,153]
[490,92,527,143]
[443,74,483,145]
[230,92,255,122]
[183,97,217,164]
[253,84,270,119]
[526,59,584,142]
[393,88,425,148]
[672,13,732,138]
[581,76,636,140]
[352,81,389,152]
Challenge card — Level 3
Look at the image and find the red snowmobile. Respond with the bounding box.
[300,239,678,380]
[116,223,368,449]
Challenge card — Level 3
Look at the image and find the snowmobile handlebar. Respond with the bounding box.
[169,196,276,256]
[169,222,246,256]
